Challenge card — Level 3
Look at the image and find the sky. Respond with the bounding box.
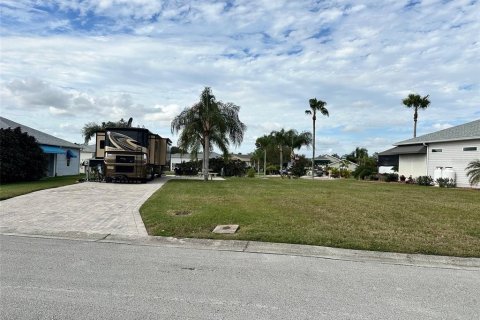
[1,0,479,157]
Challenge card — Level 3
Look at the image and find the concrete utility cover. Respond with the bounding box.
[212,225,239,234]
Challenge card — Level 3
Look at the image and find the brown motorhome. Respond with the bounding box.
[95,128,171,182]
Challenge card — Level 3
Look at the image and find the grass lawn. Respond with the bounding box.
[140,178,480,257]
[0,175,85,200]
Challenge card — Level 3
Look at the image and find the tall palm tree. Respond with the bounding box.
[272,129,289,171]
[402,93,430,138]
[255,135,272,175]
[305,98,329,179]
[171,87,246,181]
[285,129,312,162]
[465,159,480,186]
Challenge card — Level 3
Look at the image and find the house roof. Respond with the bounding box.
[379,145,427,156]
[0,116,79,149]
[230,154,251,161]
[395,119,480,146]
[81,144,96,153]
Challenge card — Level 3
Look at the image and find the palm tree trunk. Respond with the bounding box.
[204,135,210,181]
[413,107,418,138]
[312,117,316,180]
[279,146,283,172]
[264,149,267,176]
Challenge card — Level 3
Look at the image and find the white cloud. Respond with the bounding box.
[1,0,479,152]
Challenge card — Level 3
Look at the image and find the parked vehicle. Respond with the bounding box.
[95,128,171,183]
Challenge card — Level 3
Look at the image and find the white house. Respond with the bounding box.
[315,154,358,171]
[0,117,81,177]
[79,144,96,173]
[230,153,252,167]
[379,119,480,188]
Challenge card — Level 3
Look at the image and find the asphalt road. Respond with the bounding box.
[1,234,479,320]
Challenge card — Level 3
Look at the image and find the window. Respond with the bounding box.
[100,140,105,149]
[463,147,477,151]
[431,149,442,152]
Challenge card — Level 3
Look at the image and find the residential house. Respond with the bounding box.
[230,153,252,167]
[79,144,96,173]
[0,117,80,177]
[314,154,358,171]
[378,119,480,188]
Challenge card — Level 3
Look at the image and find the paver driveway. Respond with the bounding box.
[0,178,170,236]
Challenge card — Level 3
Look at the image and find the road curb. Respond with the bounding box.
[2,229,478,270]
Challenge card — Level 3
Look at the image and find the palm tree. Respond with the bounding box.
[465,159,480,186]
[285,129,312,162]
[402,93,430,137]
[272,129,289,171]
[171,87,246,181]
[255,135,273,175]
[82,118,132,144]
[305,98,329,179]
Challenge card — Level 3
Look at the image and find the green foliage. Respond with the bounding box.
[416,176,434,186]
[465,159,480,186]
[247,168,256,178]
[353,165,376,180]
[436,178,456,188]
[330,167,340,178]
[170,146,186,154]
[383,173,399,182]
[402,93,430,137]
[290,155,309,177]
[0,127,48,183]
[82,118,132,144]
[209,158,246,177]
[266,164,279,175]
[340,169,351,178]
[171,87,246,181]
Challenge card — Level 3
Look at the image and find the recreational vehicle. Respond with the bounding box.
[94,128,171,182]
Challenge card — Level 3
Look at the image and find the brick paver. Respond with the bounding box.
[0,178,170,236]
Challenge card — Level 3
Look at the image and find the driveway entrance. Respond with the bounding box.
[0,178,169,236]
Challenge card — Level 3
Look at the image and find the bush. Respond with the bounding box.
[247,168,256,178]
[330,167,340,178]
[340,169,351,178]
[400,175,406,182]
[353,165,376,180]
[416,175,434,186]
[385,173,399,182]
[0,127,48,183]
[290,155,309,177]
[436,178,456,188]
[266,164,279,175]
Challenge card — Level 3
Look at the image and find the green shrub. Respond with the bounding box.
[247,168,256,178]
[416,176,434,186]
[436,178,456,188]
[0,127,48,183]
[353,165,376,180]
[290,155,309,177]
[385,173,399,182]
[266,164,279,175]
[331,167,340,178]
[340,169,351,178]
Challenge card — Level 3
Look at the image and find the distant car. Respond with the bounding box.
[307,169,323,177]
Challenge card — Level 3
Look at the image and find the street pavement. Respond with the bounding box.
[1,177,479,319]
[1,234,479,320]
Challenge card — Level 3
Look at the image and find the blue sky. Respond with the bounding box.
[1,0,479,156]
